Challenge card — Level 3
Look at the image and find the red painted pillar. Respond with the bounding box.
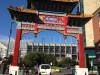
[63,16,68,35]
[78,33,85,68]
[12,29,22,66]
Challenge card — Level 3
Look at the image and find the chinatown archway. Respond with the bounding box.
[9,10,85,68]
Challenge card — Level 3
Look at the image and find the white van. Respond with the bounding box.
[38,64,51,75]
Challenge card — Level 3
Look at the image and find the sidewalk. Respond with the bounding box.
[89,70,98,73]
[89,70,98,75]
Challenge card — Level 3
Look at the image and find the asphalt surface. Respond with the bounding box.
[60,69,75,74]
[55,69,98,75]
[0,72,97,75]
[0,69,98,75]
[41,68,97,75]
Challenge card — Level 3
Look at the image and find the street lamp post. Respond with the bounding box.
[42,37,44,44]
[42,37,45,53]
[6,22,15,57]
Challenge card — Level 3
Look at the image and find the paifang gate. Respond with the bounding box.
[7,0,92,68]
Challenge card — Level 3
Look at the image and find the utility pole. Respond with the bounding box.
[6,22,15,57]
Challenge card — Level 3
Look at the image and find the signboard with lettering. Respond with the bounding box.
[39,14,64,25]
[88,55,96,58]
[38,12,65,31]
[66,54,72,58]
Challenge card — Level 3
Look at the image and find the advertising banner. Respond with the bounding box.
[66,54,72,58]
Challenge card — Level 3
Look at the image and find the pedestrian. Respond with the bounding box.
[35,64,38,74]
[5,64,9,74]
[33,64,38,74]
[22,64,26,75]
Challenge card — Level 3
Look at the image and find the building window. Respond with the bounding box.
[99,12,100,27]
[80,0,84,13]
[82,26,86,46]
[99,12,100,20]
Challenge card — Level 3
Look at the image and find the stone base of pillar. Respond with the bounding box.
[9,66,19,75]
[75,67,88,75]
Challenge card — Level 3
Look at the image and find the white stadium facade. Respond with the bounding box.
[0,35,78,61]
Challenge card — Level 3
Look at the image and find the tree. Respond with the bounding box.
[23,52,57,67]
[44,54,57,66]
[23,52,40,67]
[37,52,46,65]
[71,60,79,66]
[58,57,79,67]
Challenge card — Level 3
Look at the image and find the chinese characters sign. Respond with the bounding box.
[38,12,64,31]
[39,14,64,24]
[67,27,82,34]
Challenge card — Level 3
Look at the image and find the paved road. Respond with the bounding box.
[59,69,98,75]
[60,69,75,74]
[0,72,97,75]
[0,69,97,75]
[52,72,98,75]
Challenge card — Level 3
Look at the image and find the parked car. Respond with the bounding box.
[66,66,70,69]
[55,68,61,72]
[38,64,51,75]
[70,66,75,69]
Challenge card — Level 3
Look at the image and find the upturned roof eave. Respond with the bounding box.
[67,14,93,18]
[93,7,100,16]
[8,6,93,20]
[8,6,36,14]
